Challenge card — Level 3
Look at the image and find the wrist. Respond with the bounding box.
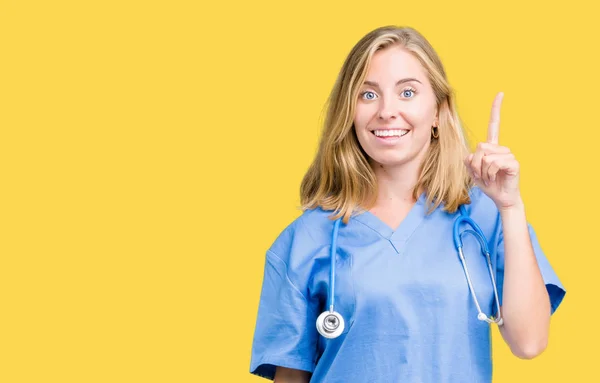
[498,196,525,214]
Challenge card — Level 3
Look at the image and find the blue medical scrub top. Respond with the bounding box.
[249,187,566,382]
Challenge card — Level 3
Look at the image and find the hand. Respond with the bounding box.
[464,92,522,210]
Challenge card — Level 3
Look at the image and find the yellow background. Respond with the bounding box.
[0,0,596,381]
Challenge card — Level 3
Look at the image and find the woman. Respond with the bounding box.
[249,25,565,382]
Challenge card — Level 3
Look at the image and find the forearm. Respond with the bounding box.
[498,198,550,359]
[274,366,311,383]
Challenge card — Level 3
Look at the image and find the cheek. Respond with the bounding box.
[405,105,436,132]
[353,106,372,128]
[404,102,432,120]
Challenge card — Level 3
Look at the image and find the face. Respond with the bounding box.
[354,45,438,169]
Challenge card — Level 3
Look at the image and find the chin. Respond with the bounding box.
[369,154,412,167]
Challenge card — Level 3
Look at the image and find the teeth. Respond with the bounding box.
[374,130,408,137]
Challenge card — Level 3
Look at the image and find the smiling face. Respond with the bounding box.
[354,45,439,169]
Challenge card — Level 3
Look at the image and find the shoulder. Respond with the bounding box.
[466,186,498,215]
[462,186,502,233]
[268,206,335,263]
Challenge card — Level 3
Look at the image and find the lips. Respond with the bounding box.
[371,129,409,138]
[369,129,410,145]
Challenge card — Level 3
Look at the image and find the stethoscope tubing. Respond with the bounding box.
[317,205,503,339]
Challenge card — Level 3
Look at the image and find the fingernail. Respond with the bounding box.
[484,181,489,187]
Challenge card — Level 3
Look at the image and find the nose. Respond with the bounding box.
[377,96,400,121]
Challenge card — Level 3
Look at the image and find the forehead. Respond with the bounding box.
[365,45,428,82]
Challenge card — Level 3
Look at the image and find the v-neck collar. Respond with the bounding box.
[352,192,427,255]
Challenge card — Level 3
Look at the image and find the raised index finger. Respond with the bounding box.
[487,92,504,144]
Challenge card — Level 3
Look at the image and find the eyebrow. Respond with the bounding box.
[363,78,422,87]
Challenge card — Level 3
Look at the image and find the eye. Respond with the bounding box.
[360,91,377,100]
[402,88,416,98]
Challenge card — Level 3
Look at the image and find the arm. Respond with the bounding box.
[463,92,553,359]
[274,366,311,383]
[497,198,551,359]
[250,248,320,380]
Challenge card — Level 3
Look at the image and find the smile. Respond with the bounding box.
[369,129,410,145]
[372,129,409,138]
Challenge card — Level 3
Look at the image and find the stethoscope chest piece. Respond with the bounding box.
[316,310,345,339]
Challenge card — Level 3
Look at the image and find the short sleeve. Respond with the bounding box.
[249,250,319,380]
[496,223,566,315]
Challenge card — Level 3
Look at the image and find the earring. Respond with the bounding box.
[432,126,439,139]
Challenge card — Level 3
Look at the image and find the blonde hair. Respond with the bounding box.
[300,25,473,223]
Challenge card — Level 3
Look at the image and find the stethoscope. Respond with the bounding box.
[316,205,504,339]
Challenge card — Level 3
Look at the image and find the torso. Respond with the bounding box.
[301,190,502,382]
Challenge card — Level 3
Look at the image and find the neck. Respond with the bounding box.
[369,159,423,205]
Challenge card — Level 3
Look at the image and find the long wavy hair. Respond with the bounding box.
[300,26,473,223]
